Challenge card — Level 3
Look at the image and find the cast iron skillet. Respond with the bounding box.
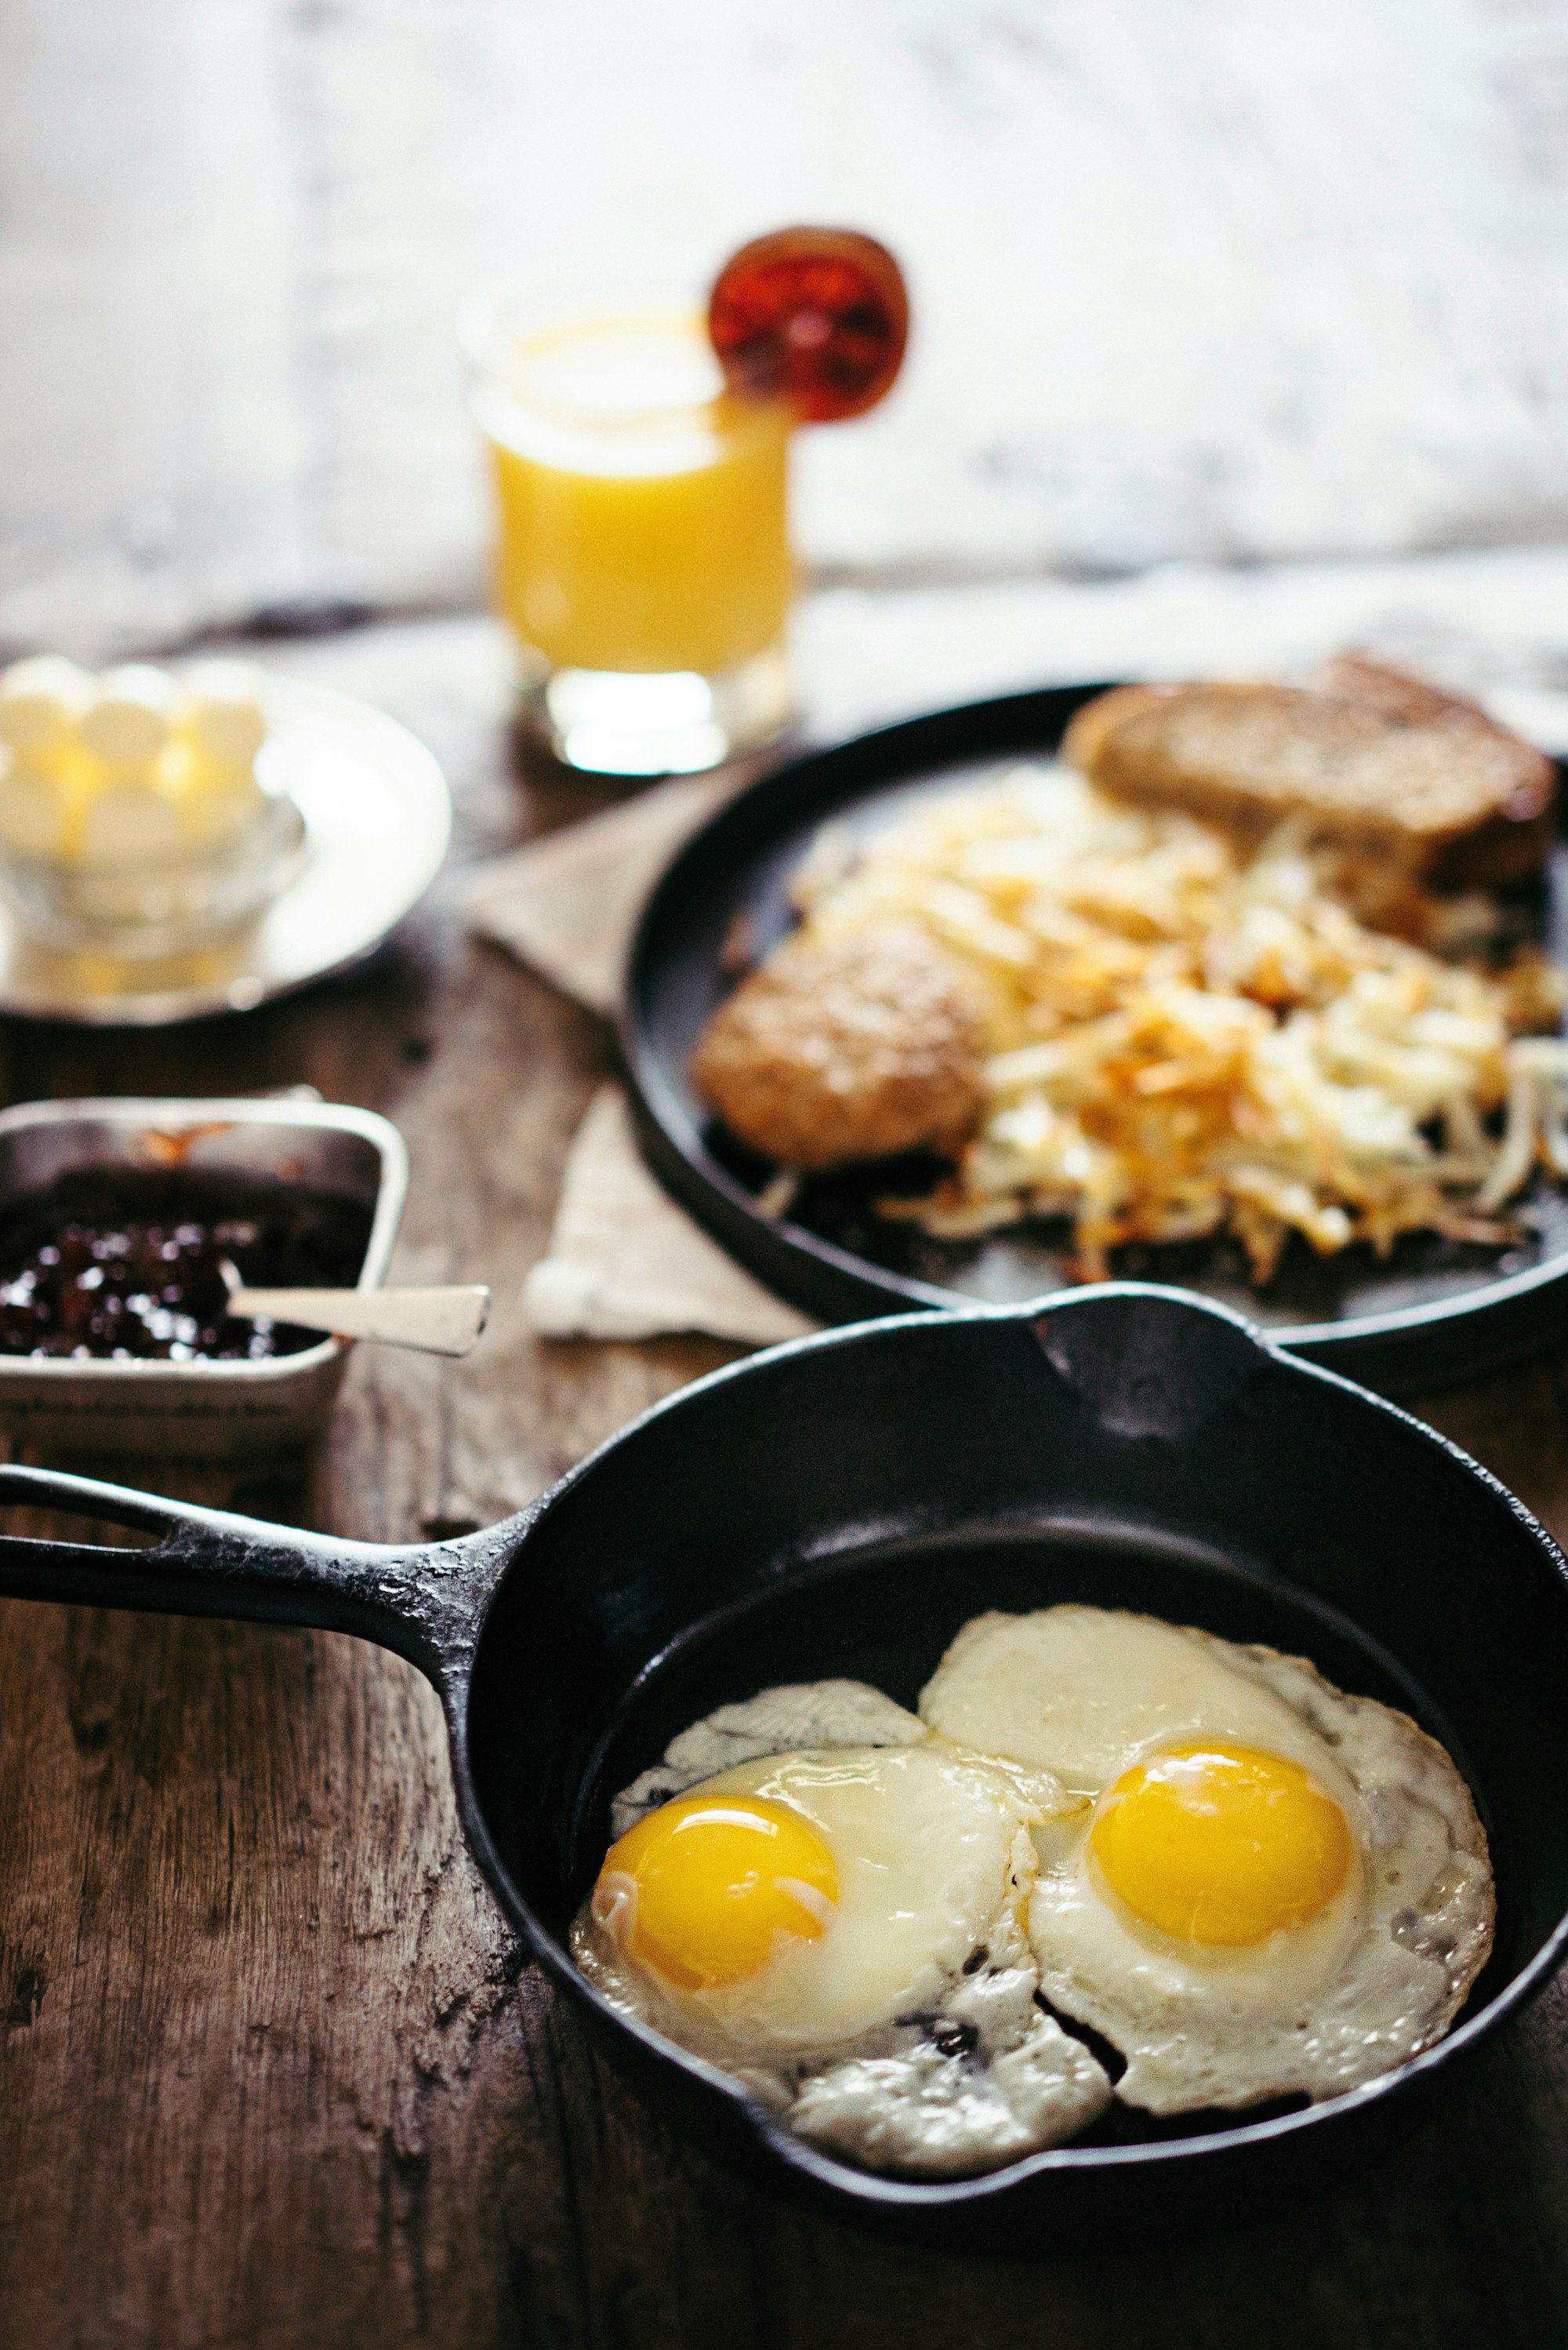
[625,682,1568,1398]
[2,1285,1566,2249]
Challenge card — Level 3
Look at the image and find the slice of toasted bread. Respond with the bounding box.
[1316,652,1491,728]
[1062,663,1555,888]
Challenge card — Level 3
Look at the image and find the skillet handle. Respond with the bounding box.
[0,1461,514,1689]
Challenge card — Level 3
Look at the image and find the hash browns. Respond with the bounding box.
[692,760,1568,1284]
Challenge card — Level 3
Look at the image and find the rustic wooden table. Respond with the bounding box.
[1,616,1566,2350]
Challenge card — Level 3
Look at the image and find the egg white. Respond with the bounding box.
[575,1697,1114,2177]
[920,1607,1495,2114]
[608,1676,927,1841]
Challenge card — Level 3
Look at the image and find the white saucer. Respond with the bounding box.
[0,679,452,1026]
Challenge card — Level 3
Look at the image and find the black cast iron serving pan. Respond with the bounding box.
[3,1286,1567,2246]
[624,682,1568,1397]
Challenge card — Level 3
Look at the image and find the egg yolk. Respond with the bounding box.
[593,1795,839,1990]
[1089,1742,1352,1946]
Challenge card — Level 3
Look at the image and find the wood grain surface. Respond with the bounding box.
[0,619,1566,2348]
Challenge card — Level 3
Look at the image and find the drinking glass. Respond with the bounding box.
[462,280,796,775]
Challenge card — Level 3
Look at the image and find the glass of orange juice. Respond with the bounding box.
[461,281,796,775]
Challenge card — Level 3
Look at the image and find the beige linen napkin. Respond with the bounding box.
[465,769,736,1019]
[519,1084,815,1345]
[466,774,819,1343]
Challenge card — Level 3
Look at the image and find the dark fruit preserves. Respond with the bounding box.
[0,1170,374,1362]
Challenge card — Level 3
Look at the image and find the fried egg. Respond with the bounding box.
[919,1606,1495,2115]
[607,1676,927,1840]
[573,1688,1113,2177]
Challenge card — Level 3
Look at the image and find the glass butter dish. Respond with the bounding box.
[0,656,306,955]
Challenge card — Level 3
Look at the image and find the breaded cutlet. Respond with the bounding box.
[691,922,986,1171]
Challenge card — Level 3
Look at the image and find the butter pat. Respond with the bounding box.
[80,665,176,767]
[79,780,184,868]
[0,752,71,857]
[0,656,96,757]
[180,660,268,769]
[181,763,267,848]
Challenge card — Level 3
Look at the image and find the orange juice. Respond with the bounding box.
[472,309,793,681]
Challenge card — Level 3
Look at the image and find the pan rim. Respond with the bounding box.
[448,1285,1568,2210]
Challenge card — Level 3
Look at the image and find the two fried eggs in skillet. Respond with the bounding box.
[570,1606,1495,2180]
